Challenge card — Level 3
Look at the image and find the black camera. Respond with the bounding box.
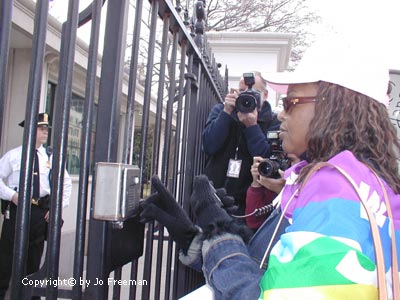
[235,72,261,113]
[258,131,291,179]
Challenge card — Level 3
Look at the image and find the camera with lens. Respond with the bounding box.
[258,131,291,179]
[235,72,261,113]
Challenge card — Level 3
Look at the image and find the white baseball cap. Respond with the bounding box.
[265,36,390,106]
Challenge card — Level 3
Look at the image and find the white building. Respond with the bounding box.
[206,31,293,108]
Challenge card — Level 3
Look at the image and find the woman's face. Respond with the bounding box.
[278,83,319,157]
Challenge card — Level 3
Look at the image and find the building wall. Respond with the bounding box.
[1,49,30,153]
[206,31,294,108]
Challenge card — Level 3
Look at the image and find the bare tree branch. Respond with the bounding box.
[198,0,321,65]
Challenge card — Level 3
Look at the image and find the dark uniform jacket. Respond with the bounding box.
[202,101,281,213]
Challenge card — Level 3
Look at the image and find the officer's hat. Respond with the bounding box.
[18,113,50,127]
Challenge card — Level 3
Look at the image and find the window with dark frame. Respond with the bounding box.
[45,82,97,175]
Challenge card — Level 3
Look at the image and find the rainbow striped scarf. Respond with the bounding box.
[259,151,400,300]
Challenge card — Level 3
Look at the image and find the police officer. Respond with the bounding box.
[0,113,72,299]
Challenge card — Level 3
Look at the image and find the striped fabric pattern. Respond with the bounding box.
[259,151,400,300]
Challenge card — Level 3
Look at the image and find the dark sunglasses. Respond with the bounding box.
[281,96,317,112]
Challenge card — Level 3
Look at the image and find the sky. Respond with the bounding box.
[48,0,400,70]
[306,0,400,69]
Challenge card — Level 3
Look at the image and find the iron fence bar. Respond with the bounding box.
[186,66,208,296]
[138,0,159,189]
[193,73,202,172]
[165,240,175,300]
[162,28,180,300]
[201,74,211,167]
[77,0,106,27]
[159,0,223,104]
[124,2,145,298]
[154,17,170,179]
[9,1,49,298]
[151,14,171,300]
[140,0,160,299]
[181,54,197,214]
[112,268,122,299]
[85,0,129,299]
[72,0,102,298]
[183,61,205,294]
[196,74,206,172]
[201,80,212,169]
[168,40,188,300]
[160,28,178,186]
[0,0,13,144]
[172,49,194,300]
[129,260,139,300]
[193,73,205,172]
[175,48,201,298]
[122,0,143,166]
[172,42,187,201]
[154,228,165,299]
[45,0,80,298]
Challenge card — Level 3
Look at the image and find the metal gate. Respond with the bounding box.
[0,0,227,299]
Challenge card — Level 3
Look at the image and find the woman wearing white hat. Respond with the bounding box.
[140,37,400,300]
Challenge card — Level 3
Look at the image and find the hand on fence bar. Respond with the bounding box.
[140,175,198,254]
[190,175,252,242]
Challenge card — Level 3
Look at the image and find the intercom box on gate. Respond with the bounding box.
[92,162,141,221]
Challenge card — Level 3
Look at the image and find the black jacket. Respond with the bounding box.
[202,101,281,213]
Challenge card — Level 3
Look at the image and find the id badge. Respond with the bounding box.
[226,159,242,178]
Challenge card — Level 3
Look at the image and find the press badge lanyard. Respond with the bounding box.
[226,134,242,178]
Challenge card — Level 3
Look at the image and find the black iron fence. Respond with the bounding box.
[0,0,227,299]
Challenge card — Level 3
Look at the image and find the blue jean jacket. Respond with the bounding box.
[179,208,289,300]
[182,152,400,299]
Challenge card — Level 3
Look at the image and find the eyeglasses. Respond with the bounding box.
[281,96,317,112]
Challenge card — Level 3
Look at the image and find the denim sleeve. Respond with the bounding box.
[202,104,234,155]
[202,233,264,300]
[178,229,203,272]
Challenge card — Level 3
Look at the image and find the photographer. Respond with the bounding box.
[202,71,280,214]
[246,154,300,230]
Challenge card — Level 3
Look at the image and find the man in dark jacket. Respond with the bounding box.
[202,71,280,214]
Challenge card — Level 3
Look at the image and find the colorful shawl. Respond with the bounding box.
[259,150,400,299]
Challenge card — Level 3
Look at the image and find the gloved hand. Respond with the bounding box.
[190,175,252,242]
[140,175,198,254]
[215,187,239,215]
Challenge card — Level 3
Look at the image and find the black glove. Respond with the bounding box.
[190,175,252,242]
[140,175,198,254]
[215,187,239,215]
